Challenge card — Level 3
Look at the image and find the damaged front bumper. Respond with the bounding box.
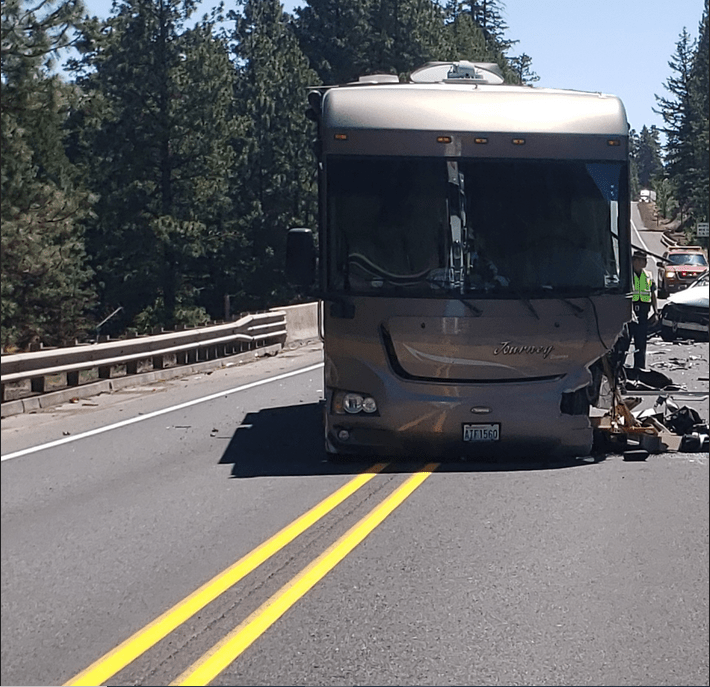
[325,374,595,460]
[661,303,709,340]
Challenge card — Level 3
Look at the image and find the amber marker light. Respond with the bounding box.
[334,133,348,141]
[474,137,488,144]
[512,137,526,145]
[436,136,452,144]
[607,138,621,146]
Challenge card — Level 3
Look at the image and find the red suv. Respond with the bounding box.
[657,246,708,297]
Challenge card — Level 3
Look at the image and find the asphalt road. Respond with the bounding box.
[2,344,708,686]
[1,206,708,686]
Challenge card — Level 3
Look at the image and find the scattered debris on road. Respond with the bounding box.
[593,375,709,458]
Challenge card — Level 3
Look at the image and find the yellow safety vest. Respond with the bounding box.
[632,270,652,303]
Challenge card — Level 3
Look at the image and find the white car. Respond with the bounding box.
[660,269,709,341]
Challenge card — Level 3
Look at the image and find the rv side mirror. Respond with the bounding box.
[286,227,316,287]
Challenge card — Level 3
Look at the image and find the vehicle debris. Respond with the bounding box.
[623,449,649,461]
[592,365,708,456]
[621,366,683,391]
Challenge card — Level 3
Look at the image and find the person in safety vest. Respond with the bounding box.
[629,249,658,369]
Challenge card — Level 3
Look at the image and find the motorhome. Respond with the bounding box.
[287,61,631,458]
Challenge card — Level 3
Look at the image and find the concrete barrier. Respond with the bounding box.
[274,302,321,346]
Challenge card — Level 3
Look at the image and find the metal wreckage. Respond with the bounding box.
[591,334,709,460]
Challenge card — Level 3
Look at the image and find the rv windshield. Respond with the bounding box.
[326,156,624,296]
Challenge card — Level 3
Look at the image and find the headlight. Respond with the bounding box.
[361,396,378,413]
[666,270,675,278]
[333,391,378,415]
[343,393,363,414]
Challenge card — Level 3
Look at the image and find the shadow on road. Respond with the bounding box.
[219,402,605,478]
[219,403,354,478]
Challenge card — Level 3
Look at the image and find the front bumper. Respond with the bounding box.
[661,303,709,339]
[325,379,593,459]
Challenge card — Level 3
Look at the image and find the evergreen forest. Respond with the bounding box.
[1,0,708,350]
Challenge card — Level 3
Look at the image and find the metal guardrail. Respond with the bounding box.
[1,311,287,405]
[661,229,684,248]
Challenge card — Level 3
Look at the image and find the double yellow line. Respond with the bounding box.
[65,462,438,687]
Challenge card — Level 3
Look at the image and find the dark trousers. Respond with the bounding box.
[629,302,651,369]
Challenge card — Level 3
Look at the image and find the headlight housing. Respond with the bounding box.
[333,391,378,415]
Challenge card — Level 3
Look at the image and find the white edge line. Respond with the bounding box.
[1,363,324,463]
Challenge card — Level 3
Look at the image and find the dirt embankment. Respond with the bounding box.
[636,201,701,249]
[636,200,680,232]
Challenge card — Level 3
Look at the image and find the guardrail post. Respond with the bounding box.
[181,349,197,364]
[31,376,45,394]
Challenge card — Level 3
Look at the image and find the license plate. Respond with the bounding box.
[462,423,500,442]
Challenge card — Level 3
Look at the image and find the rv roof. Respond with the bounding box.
[322,82,628,136]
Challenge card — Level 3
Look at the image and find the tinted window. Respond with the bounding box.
[326,157,624,296]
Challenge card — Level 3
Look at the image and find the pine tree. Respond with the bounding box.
[508,53,539,85]
[363,0,449,77]
[655,27,697,223]
[629,129,641,199]
[687,0,708,224]
[1,0,95,349]
[229,0,319,308]
[441,0,520,82]
[160,17,239,322]
[295,0,451,85]
[633,125,664,189]
[442,8,491,62]
[69,0,236,331]
[293,0,374,84]
[463,0,515,54]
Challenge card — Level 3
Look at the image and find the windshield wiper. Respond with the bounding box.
[540,287,585,315]
[455,297,482,316]
[559,298,585,315]
[518,296,540,320]
[504,283,540,320]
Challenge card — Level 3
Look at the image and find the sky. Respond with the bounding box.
[500,0,704,134]
[78,0,705,134]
